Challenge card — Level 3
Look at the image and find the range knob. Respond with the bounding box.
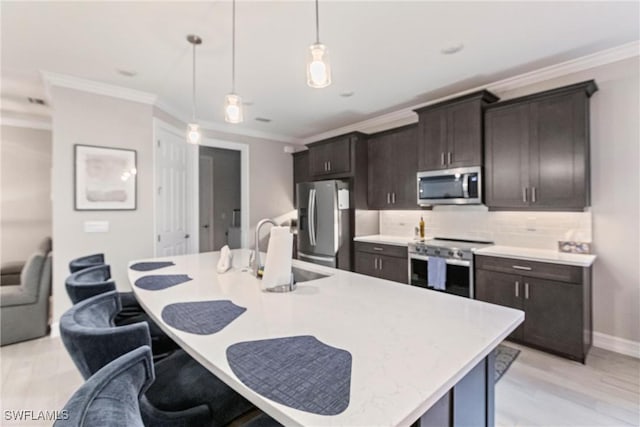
[448,250,454,257]
[456,250,464,258]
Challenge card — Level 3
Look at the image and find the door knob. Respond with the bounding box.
[185,234,190,239]
[203,224,209,228]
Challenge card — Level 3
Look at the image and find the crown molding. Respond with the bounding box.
[302,40,640,144]
[154,99,302,145]
[40,71,158,105]
[1,116,52,131]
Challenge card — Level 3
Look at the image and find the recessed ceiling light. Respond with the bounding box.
[339,91,355,98]
[255,117,271,123]
[27,97,46,105]
[441,43,464,55]
[116,69,137,77]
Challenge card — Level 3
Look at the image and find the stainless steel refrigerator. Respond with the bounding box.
[297,180,351,269]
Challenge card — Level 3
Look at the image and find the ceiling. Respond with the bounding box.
[1,1,638,142]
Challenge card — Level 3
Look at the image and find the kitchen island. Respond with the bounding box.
[129,250,523,427]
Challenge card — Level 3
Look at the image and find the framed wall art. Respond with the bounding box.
[74,144,137,210]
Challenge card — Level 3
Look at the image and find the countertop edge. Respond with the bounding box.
[474,247,596,267]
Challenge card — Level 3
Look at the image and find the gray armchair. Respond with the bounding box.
[1,237,52,286]
[1,251,52,346]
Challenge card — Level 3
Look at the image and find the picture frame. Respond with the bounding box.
[74,144,137,210]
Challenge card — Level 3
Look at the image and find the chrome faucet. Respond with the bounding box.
[253,218,277,277]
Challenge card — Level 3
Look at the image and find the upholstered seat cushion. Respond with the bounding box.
[0,286,37,306]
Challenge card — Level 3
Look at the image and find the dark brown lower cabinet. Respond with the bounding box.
[475,255,592,363]
[354,242,408,284]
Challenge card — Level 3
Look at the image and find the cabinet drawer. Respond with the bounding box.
[475,255,582,284]
[355,241,407,258]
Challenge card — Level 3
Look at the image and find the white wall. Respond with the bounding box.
[51,87,155,320]
[0,125,52,263]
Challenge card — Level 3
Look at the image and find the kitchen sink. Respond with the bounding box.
[291,267,330,283]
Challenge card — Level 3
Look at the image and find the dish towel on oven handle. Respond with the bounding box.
[428,256,447,290]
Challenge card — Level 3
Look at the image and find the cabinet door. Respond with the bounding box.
[417,108,448,171]
[367,133,394,209]
[447,100,482,168]
[529,92,588,209]
[293,151,309,207]
[523,277,583,358]
[325,137,351,175]
[377,255,409,284]
[393,126,418,209]
[484,104,531,209]
[354,251,379,278]
[308,144,328,177]
[475,270,524,340]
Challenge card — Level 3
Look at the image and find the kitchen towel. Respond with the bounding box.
[134,274,192,291]
[217,245,233,273]
[226,335,352,415]
[428,257,447,290]
[129,261,175,272]
[261,226,293,291]
[161,300,246,335]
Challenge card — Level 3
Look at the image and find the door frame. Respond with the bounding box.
[192,137,250,250]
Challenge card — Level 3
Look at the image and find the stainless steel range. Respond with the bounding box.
[408,238,493,298]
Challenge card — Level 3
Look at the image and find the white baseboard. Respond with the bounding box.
[49,322,60,338]
[593,332,640,359]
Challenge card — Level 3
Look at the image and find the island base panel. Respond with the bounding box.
[412,351,495,427]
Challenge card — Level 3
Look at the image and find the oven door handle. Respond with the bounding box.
[409,254,470,267]
[462,174,470,198]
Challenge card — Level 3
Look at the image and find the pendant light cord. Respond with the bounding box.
[315,0,320,44]
[231,0,236,94]
[192,41,197,121]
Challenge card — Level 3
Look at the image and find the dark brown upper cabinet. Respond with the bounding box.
[292,150,309,207]
[308,133,360,177]
[485,80,597,211]
[306,131,368,209]
[368,124,418,209]
[414,90,499,171]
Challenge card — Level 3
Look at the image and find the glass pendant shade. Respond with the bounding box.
[224,93,244,124]
[307,43,331,88]
[186,123,201,144]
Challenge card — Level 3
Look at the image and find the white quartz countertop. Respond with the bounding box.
[354,234,412,247]
[475,245,596,267]
[129,250,523,427]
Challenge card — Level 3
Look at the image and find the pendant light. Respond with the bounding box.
[307,0,331,88]
[186,34,202,144]
[224,0,243,124]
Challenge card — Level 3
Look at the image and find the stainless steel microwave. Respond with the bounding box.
[417,166,482,206]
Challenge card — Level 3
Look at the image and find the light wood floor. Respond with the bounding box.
[1,335,638,426]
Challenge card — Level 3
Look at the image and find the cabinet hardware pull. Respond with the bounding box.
[386,193,391,204]
[447,152,452,164]
[392,193,396,204]
[532,187,537,203]
[441,152,445,166]
[512,265,532,271]
[373,247,383,251]
[328,161,331,171]
[522,187,528,203]
[374,258,378,270]
[515,281,519,298]
[525,282,529,299]
[323,161,327,172]
[379,258,383,270]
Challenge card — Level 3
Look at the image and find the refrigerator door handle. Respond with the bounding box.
[308,188,316,246]
[309,188,316,246]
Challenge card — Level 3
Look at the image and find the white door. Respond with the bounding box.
[155,125,193,256]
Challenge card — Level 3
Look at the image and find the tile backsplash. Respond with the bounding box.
[379,206,591,250]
